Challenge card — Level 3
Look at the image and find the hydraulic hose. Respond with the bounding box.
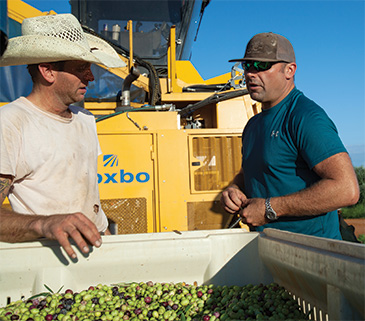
[96,104,174,123]
[116,66,141,111]
[178,88,249,118]
[182,83,231,92]
[81,25,161,106]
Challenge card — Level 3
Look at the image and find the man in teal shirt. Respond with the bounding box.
[221,32,359,239]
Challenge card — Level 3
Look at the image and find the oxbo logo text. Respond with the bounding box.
[98,170,150,184]
[98,154,150,184]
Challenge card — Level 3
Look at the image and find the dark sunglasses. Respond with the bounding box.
[241,61,283,72]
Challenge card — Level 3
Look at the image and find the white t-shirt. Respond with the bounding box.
[0,97,108,232]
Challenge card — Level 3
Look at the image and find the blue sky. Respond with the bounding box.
[25,0,365,166]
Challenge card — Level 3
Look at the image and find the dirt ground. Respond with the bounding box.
[344,218,365,237]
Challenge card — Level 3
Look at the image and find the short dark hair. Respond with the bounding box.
[27,61,66,82]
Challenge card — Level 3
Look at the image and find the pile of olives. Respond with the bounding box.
[0,281,309,321]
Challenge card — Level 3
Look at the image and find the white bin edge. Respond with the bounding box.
[259,228,365,321]
[0,229,272,307]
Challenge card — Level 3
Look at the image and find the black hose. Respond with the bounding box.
[183,83,231,92]
[81,25,161,106]
[135,59,161,106]
[118,66,141,109]
[96,108,136,123]
[178,88,249,118]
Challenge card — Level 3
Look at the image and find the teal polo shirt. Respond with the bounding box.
[242,88,346,239]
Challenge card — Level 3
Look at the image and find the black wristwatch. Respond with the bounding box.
[265,198,278,221]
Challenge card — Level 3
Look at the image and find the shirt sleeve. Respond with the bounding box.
[289,96,347,169]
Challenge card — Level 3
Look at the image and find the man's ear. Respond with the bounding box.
[285,62,297,79]
[38,63,56,83]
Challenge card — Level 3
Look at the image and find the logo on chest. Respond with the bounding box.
[271,130,280,138]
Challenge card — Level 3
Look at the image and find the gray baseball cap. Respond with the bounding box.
[229,32,295,63]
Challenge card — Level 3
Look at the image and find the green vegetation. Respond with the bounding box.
[340,166,365,219]
[358,234,365,244]
[341,204,365,219]
[340,166,365,243]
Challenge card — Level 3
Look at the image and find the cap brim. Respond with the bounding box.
[228,58,244,62]
[229,57,285,63]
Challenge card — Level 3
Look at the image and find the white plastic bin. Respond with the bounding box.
[0,229,364,320]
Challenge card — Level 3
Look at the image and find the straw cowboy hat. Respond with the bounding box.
[0,13,126,68]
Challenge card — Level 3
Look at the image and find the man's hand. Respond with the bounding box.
[1,175,104,259]
[221,185,248,214]
[31,213,103,259]
[0,207,103,260]
[240,198,267,227]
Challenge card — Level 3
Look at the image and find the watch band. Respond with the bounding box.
[265,197,278,221]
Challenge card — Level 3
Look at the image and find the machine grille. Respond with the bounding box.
[192,135,242,192]
[101,198,147,234]
[187,201,232,230]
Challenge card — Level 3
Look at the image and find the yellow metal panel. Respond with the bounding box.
[97,111,180,133]
[175,61,204,84]
[216,94,261,129]
[175,63,232,86]
[167,26,179,93]
[216,96,250,129]
[97,133,156,233]
[204,72,232,85]
[85,102,117,111]
[161,90,214,102]
[127,20,134,70]
[155,130,190,232]
[8,0,55,23]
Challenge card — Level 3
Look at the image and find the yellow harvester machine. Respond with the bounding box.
[2,0,261,234]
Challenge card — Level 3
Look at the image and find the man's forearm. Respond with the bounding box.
[272,176,359,218]
[0,208,43,242]
[272,153,359,218]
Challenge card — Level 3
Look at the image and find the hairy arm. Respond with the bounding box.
[273,152,359,216]
[0,175,103,259]
[240,152,360,226]
[0,175,44,241]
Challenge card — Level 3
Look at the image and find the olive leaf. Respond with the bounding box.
[176,303,192,321]
[184,304,192,313]
[177,309,187,321]
[56,285,64,293]
[42,284,64,294]
[28,292,50,300]
[28,284,59,300]
[43,284,54,293]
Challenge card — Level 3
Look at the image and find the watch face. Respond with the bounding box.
[265,210,276,221]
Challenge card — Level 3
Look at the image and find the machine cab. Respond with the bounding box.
[70,0,210,73]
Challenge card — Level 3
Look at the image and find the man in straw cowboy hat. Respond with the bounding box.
[0,14,126,259]
[221,32,359,239]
